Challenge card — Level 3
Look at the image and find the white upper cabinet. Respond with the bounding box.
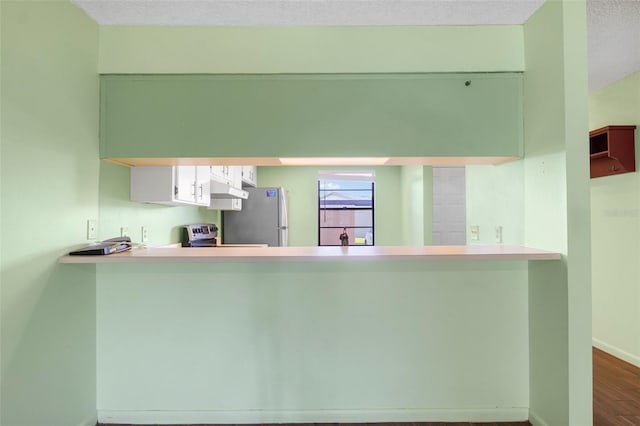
[174,166,197,204]
[130,166,210,207]
[209,165,248,204]
[210,165,240,186]
[194,166,211,206]
[241,165,257,187]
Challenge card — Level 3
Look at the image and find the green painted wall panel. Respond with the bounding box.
[97,261,530,420]
[465,162,525,246]
[422,166,434,245]
[524,3,571,424]
[400,166,425,245]
[1,2,99,425]
[100,73,523,159]
[98,26,525,74]
[524,1,591,425]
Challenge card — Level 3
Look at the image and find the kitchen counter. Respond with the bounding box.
[59,245,560,263]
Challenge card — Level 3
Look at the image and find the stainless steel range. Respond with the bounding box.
[181,223,218,247]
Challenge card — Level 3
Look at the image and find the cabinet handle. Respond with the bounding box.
[198,184,203,199]
[191,182,196,196]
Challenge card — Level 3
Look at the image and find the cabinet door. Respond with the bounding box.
[228,166,243,188]
[211,165,233,184]
[241,165,257,187]
[210,165,225,182]
[194,166,211,206]
[175,166,197,203]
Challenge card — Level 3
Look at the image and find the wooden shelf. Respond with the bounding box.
[589,125,636,178]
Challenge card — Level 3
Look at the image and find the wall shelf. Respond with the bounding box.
[589,125,636,178]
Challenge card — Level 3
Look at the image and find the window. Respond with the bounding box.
[318,171,375,246]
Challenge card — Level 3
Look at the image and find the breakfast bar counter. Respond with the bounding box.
[60,245,561,263]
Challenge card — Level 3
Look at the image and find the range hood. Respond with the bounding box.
[210,180,249,199]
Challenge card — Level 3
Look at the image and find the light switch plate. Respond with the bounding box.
[495,226,503,244]
[87,219,97,240]
[470,225,479,241]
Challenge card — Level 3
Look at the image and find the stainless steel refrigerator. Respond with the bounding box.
[222,187,288,246]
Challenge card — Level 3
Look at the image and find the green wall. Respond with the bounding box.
[400,166,425,246]
[97,260,530,423]
[422,167,434,245]
[465,162,525,246]
[256,166,403,247]
[257,163,528,248]
[0,2,99,425]
[98,26,525,74]
[90,7,592,425]
[100,73,524,159]
[98,162,216,245]
[589,71,640,367]
[523,1,591,425]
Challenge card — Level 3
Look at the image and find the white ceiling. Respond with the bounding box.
[75,0,640,91]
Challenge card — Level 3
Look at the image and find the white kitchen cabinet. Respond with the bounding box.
[211,165,245,187]
[193,166,211,205]
[241,165,257,187]
[210,165,240,185]
[209,198,242,211]
[131,166,210,207]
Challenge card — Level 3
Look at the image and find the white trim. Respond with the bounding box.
[98,408,529,425]
[593,337,640,368]
[529,409,551,426]
[76,413,98,426]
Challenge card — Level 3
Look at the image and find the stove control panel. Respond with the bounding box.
[182,223,218,247]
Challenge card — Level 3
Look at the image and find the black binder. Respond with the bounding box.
[69,237,132,256]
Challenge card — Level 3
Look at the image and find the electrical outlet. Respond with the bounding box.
[470,225,479,241]
[87,220,97,240]
[141,226,149,243]
[495,226,503,244]
[120,227,129,238]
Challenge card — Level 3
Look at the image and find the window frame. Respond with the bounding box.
[317,177,375,247]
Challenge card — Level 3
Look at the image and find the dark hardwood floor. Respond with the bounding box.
[99,423,530,426]
[593,347,640,425]
[97,348,640,426]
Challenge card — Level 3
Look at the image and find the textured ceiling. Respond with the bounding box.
[588,0,640,91]
[74,0,640,91]
[73,0,546,26]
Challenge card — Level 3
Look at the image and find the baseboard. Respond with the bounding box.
[528,409,550,426]
[98,407,529,424]
[593,337,640,368]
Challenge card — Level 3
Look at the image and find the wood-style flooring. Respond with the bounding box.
[593,347,640,425]
[99,423,529,426]
[97,347,640,426]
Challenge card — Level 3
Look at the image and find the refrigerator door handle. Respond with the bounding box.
[279,188,289,246]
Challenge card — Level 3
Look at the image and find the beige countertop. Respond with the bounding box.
[59,245,561,264]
